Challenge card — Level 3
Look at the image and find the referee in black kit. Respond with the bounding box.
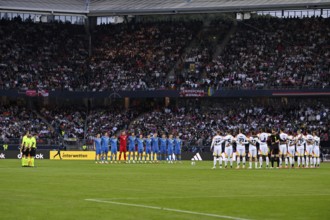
[270,129,280,168]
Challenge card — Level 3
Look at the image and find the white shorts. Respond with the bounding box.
[224,146,233,157]
[249,146,257,157]
[287,146,295,156]
[296,145,304,156]
[259,144,269,155]
[213,146,222,157]
[279,144,287,155]
[236,145,246,156]
[306,145,314,156]
[313,146,320,157]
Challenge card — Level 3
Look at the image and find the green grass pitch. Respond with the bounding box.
[1,160,329,220]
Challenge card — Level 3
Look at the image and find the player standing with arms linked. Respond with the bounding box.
[167,134,174,163]
[160,134,167,162]
[287,132,297,168]
[101,132,110,164]
[296,130,305,168]
[119,131,128,162]
[94,134,102,164]
[235,129,248,169]
[145,134,152,163]
[211,131,224,169]
[110,135,118,163]
[136,134,144,163]
[224,131,235,169]
[313,131,321,168]
[279,128,289,168]
[151,133,159,162]
[248,131,259,169]
[257,128,271,169]
[305,130,315,168]
[128,132,136,163]
[174,135,182,163]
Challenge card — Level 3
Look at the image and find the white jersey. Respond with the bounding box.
[279,132,288,144]
[211,135,223,148]
[305,134,314,147]
[224,135,234,147]
[287,135,296,147]
[313,135,321,157]
[314,135,320,148]
[295,134,305,147]
[235,133,248,147]
[258,132,270,146]
[211,135,223,156]
[249,136,259,147]
[248,136,258,157]
[287,135,296,156]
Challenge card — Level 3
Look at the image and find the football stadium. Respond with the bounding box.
[0,0,330,219]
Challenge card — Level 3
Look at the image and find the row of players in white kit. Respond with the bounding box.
[210,129,321,169]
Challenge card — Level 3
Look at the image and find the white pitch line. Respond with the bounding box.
[88,193,330,201]
[85,198,252,220]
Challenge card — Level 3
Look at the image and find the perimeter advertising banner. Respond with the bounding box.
[49,151,214,161]
[50,151,160,160]
[0,150,50,159]
[50,151,96,160]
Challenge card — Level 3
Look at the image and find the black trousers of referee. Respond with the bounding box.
[270,144,280,168]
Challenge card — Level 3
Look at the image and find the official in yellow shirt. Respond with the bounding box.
[29,134,37,167]
[20,131,30,167]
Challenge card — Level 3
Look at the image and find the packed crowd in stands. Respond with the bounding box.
[0,105,54,144]
[85,107,140,142]
[0,17,88,91]
[199,17,330,89]
[89,21,202,91]
[0,16,329,91]
[40,106,86,139]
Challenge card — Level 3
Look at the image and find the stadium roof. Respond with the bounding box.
[1,0,330,15]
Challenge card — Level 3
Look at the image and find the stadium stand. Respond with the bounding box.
[1,17,329,91]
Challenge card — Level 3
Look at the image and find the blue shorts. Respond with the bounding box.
[175,150,181,155]
[102,148,108,154]
[96,148,102,155]
[146,148,151,154]
[167,150,173,155]
[138,148,144,154]
[152,147,159,153]
[160,147,166,154]
[128,146,135,151]
[111,149,117,154]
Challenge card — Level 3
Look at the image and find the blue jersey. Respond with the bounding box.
[129,136,136,148]
[160,138,167,148]
[94,138,102,149]
[110,138,118,152]
[167,138,174,153]
[152,137,159,153]
[152,137,159,148]
[101,136,109,150]
[137,138,144,150]
[145,138,152,150]
[174,138,182,152]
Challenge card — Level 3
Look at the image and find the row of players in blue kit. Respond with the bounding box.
[93,132,183,163]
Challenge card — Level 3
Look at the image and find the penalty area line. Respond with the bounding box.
[85,198,252,220]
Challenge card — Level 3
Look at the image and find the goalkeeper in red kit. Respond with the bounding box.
[119,131,128,162]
